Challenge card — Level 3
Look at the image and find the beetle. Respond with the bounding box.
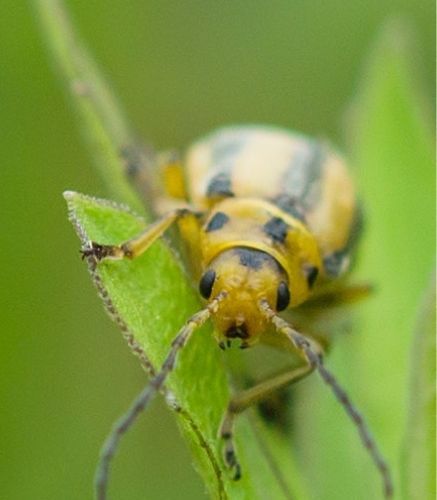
[82,125,393,499]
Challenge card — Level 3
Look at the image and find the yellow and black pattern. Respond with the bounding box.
[199,197,321,308]
[185,126,360,279]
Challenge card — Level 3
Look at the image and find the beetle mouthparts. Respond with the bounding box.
[226,324,249,339]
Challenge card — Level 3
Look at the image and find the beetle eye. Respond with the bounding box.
[276,281,290,311]
[199,269,216,299]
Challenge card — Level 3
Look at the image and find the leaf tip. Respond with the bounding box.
[63,190,77,202]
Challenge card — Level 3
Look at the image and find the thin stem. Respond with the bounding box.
[35,0,146,211]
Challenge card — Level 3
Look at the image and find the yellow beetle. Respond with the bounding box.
[83,125,392,499]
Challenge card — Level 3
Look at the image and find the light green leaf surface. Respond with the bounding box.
[402,279,436,500]
[294,19,434,500]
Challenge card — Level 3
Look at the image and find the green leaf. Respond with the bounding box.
[293,19,435,500]
[349,21,434,499]
[402,278,436,500]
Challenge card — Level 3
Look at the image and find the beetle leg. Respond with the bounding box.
[219,363,313,480]
[81,208,200,262]
[260,301,394,498]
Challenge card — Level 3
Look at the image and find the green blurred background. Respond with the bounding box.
[1,1,434,499]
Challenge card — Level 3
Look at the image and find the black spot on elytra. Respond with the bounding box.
[280,140,325,211]
[322,205,363,278]
[323,252,347,278]
[263,217,289,244]
[273,195,307,223]
[206,173,234,198]
[205,212,229,232]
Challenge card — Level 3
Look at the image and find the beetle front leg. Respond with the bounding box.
[81,207,199,262]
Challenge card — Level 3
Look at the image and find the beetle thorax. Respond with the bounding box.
[200,198,322,308]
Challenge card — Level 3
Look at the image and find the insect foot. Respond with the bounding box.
[225,447,242,481]
[80,242,114,261]
[221,432,242,481]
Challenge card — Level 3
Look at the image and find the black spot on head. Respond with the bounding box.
[305,266,319,288]
[205,212,229,232]
[199,269,216,299]
[276,281,290,311]
[263,217,290,244]
[235,248,275,270]
[206,173,234,198]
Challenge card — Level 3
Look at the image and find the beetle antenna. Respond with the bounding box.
[259,300,393,498]
[95,292,227,500]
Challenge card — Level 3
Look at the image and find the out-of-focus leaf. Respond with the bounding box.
[402,278,436,500]
[293,19,434,500]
